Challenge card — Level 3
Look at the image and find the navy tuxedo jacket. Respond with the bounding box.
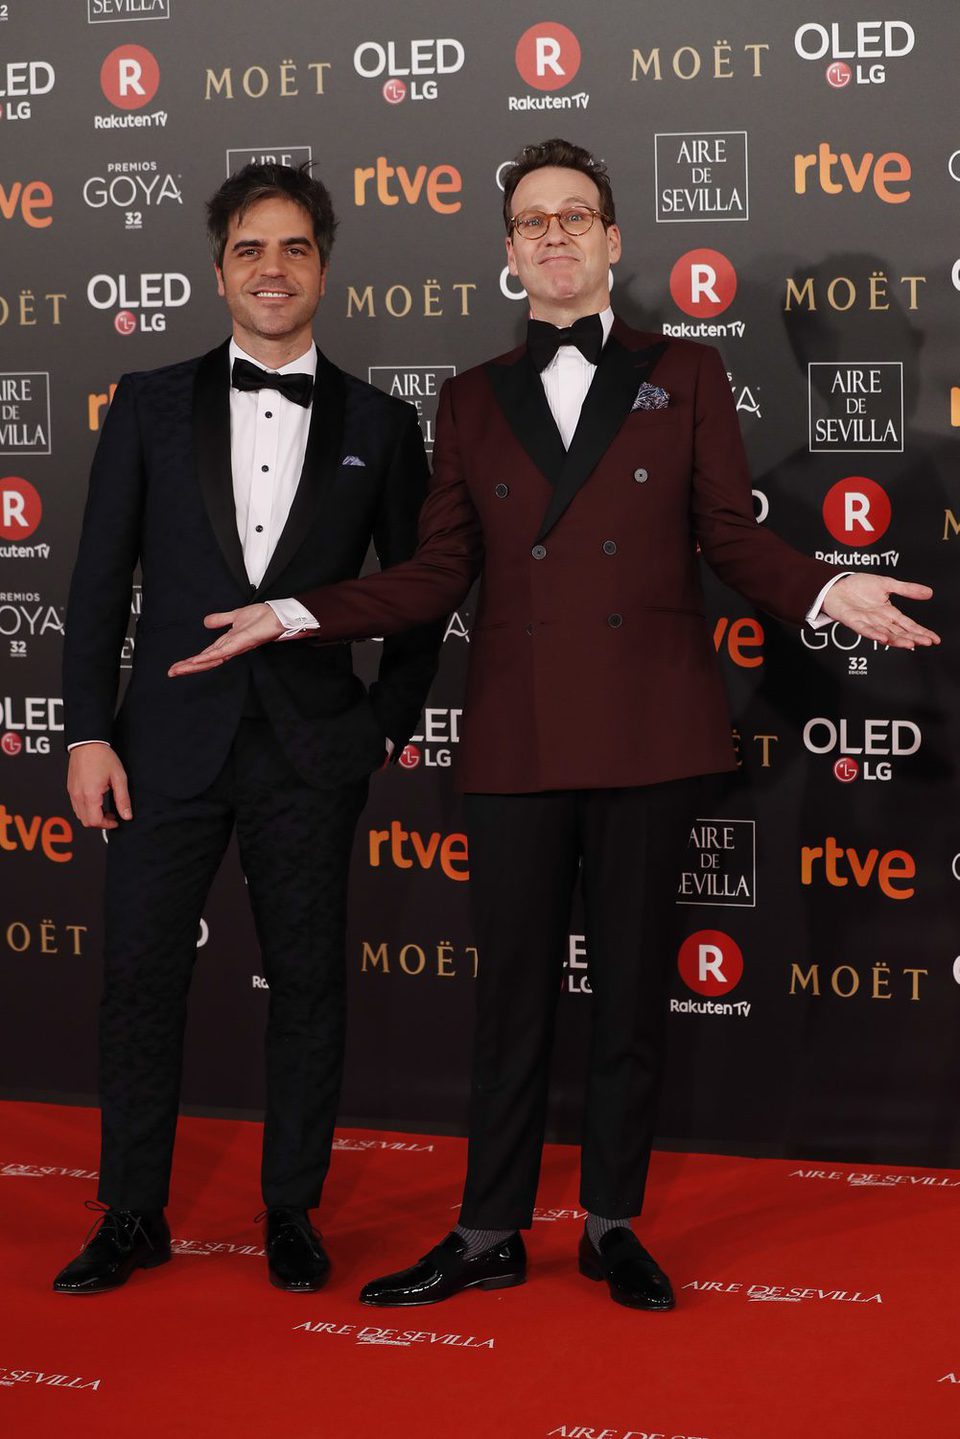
[63,339,441,797]
[288,321,837,792]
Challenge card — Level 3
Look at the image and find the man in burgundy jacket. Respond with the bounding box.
[172,139,937,1311]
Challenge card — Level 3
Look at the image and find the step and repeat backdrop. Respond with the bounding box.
[2,0,959,1165]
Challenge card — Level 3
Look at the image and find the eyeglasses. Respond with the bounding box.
[508,207,611,240]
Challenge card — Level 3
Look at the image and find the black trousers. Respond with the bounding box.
[97,717,368,1211]
[458,779,700,1229]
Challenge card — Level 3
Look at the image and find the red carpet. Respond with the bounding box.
[0,1101,956,1438]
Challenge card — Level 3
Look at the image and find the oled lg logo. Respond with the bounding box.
[395,707,462,769]
[673,930,750,1017]
[353,38,465,103]
[666,250,744,339]
[804,717,920,784]
[0,60,56,122]
[794,20,915,87]
[509,22,587,113]
[86,271,191,335]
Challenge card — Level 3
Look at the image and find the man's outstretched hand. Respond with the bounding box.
[820,574,939,648]
[168,603,284,676]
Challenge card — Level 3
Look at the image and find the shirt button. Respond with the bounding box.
[264,411,273,419]
[531,544,547,560]
[602,540,617,556]
[607,613,623,629]
[261,464,269,473]
[255,524,264,533]
[495,483,509,498]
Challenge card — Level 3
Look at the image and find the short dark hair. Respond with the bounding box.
[206,161,338,267]
[501,138,615,232]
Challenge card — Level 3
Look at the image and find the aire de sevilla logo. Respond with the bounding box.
[678,929,744,995]
[822,475,891,546]
[670,249,737,317]
[100,45,159,110]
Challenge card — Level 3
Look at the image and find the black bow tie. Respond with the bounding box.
[527,313,604,372]
[231,356,314,408]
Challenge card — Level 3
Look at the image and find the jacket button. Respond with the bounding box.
[495,483,509,498]
[531,544,547,560]
[525,623,534,636]
[607,613,623,629]
[634,467,648,483]
[602,539,617,555]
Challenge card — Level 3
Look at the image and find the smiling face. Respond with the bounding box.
[215,195,326,364]
[506,165,621,326]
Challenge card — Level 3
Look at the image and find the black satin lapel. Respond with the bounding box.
[193,341,249,593]
[256,354,346,594]
[534,338,668,543]
[484,353,567,487]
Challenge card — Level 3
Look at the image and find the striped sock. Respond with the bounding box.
[586,1213,633,1252]
[454,1225,515,1259]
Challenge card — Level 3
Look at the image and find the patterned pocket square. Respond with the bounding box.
[341,454,366,467]
[632,383,670,412]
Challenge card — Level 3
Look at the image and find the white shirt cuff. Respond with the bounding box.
[806,572,851,629]
[266,597,320,639]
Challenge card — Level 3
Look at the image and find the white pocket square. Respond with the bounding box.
[341,454,366,467]
[631,383,670,412]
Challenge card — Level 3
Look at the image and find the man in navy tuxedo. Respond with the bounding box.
[55,162,440,1295]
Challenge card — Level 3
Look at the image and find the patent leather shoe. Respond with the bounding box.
[53,1203,171,1294]
[360,1230,526,1307]
[264,1207,330,1291]
[578,1226,674,1310]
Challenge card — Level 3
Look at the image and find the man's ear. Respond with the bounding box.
[506,235,519,279]
[214,264,226,298]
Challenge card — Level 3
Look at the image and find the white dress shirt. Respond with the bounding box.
[535,306,841,625]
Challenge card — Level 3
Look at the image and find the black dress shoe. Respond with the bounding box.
[264,1207,330,1292]
[359,1230,526,1307]
[578,1227,675,1311]
[52,1203,171,1295]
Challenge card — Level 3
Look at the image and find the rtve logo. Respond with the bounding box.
[100,44,160,109]
[0,477,42,540]
[822,476,891,546]
[793,144,911,203]
[669,248,737,317]
[0,804,73,862]
[800,837,916,899]
[678,929,744,996]
[368,821,468,881]
[713,615,764,668]
[514,22,581,90]
[353,157,462,213]
[0,180,53,228]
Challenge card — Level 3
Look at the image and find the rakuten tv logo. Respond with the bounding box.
[0,477,42,540]
[822,476,891,546]
[515,22,581,89]
[670,249,737,316]
[678,929,744,995]
[100,45,160,109]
